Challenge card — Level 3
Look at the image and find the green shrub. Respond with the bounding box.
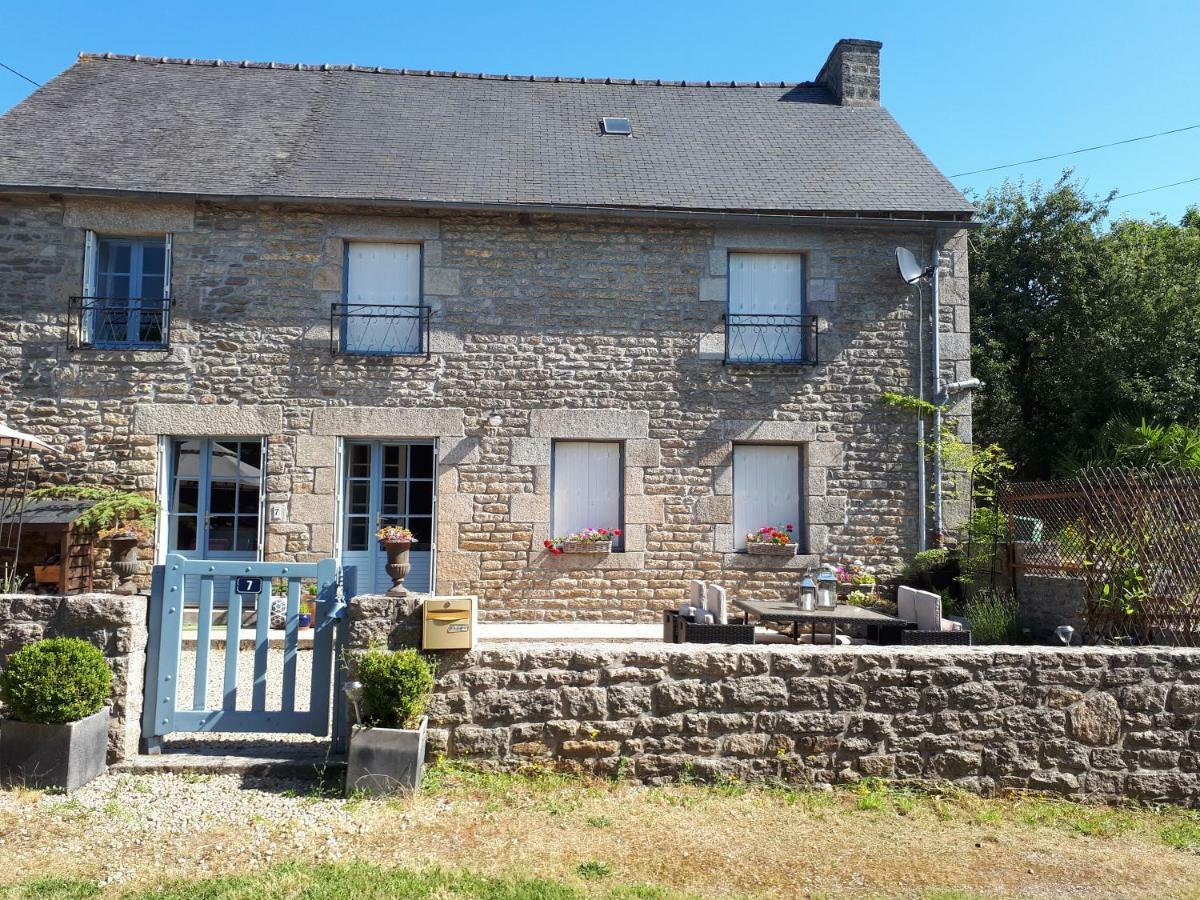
[964,590,1023,645]
[902,548,951,577]
[0,637,112,724]
[356,648,434,729]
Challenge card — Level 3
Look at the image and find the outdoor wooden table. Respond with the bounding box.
[732,599,909,645]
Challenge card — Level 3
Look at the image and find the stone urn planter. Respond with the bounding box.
[747,541,798,557]
[346,716,428,796]
[381,540,413,596]
[104,530,142,594]
[0,707,110,792]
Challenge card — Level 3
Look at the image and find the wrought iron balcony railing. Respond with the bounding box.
[723,313,819,365]
[330,303,431,357]
[68,296,173,351]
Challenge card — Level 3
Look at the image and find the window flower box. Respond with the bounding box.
[545,528,620,556]
[561,539,612,555]
[746,541,798,556]
[745,524,797,556]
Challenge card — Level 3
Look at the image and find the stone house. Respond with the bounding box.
[0,38,974,622]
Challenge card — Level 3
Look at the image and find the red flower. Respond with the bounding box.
[786,524,794,531]
[544,539,554,549]
[613,529,622,536]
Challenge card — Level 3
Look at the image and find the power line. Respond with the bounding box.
[0,61,40,88]
[950,123,1200,178]
[1110,175,1200,204]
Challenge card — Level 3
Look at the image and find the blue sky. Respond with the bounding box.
[3,0,1198,223]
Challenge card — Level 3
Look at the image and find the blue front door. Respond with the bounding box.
[340,440,436,595]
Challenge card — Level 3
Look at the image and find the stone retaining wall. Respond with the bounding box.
[0,594,148,762]
[425,642,1200,805]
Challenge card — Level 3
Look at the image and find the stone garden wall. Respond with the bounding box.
[423,641,1200,806]
[0,594,148,762]
[0,193,972,621]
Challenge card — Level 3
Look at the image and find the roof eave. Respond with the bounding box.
[0,183,977,228]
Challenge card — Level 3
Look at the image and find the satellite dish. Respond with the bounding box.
[895,247,927,284]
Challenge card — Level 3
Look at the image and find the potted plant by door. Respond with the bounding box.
[345,648,435,796]
[745,524,798,556]
[0,637,112,792]
[377,525,416,596]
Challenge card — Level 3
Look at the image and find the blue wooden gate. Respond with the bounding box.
[142,554,345,753]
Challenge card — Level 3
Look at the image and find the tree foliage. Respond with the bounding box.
[970,174,1200,475]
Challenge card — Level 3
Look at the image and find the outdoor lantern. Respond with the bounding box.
[798,575,817,611]
[816,567,838,609]
[343,680,364,726]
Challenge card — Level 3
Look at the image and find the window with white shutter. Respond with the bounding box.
[341,242,424,355]
[732,444,803,550]
[726,251,809,363]
[552,441,622,547]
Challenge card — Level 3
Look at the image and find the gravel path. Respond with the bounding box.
[168,647,331,749]
[0,771,363,889]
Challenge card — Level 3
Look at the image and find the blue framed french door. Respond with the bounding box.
[166,438,265,606]
[339,440,436,596]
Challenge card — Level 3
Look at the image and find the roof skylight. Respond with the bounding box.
[600,117,632,135]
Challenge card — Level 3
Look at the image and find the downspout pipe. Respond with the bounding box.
[930,240,944,545]
[915,280,927,552]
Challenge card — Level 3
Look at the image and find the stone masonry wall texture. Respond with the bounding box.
[0,594,148,762]
[0,194,972,621]
[427,643,1200,806]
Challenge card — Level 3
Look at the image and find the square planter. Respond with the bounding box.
[746,542,798,557]
[0,707,109,792]
[346,716,428,796]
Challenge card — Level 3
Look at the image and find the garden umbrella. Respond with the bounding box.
[0,422,56,453]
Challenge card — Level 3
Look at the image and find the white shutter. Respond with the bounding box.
[80,230,98,346]
[728,252,805,362]
[333,437,345,562]
[83,230,98,297]
[256,437,267,561]
[153,436,170,564]
[733,445,801,550]
[163,233,173,300]
[553,442,621,538]
[345,242,422,352]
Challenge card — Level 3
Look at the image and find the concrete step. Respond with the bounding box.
[113,750,344,778]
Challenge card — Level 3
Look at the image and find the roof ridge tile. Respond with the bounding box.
[75,51,812,89]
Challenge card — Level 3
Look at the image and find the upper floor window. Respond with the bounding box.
[552,441,623,549]
[725,251,816,365]
[71,232,173,350]
[333,241,428,356]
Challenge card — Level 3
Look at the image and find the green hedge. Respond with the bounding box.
[0,637,112,724]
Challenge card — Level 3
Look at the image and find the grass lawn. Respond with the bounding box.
[2,763,1200,898]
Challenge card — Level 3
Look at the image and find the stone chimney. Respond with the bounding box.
[815,38,882,107]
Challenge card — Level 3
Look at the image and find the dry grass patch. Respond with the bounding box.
[2,763,1200,897]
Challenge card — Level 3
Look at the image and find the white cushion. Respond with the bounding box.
[706,583,728,625]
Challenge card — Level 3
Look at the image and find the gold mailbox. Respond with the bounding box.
[422,596,477,651]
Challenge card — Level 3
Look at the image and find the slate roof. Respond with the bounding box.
[0,54,973,219]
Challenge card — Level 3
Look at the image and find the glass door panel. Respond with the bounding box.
[340,441,436,595]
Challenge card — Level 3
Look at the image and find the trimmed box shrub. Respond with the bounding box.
[1,637,112,724]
